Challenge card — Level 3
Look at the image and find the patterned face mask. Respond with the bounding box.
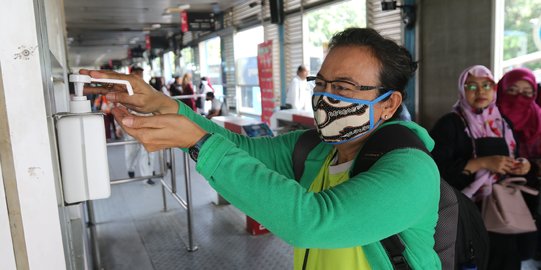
[311,91,393,144]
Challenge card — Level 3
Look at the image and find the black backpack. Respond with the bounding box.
[292,125,489,270]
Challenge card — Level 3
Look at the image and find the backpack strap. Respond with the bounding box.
[292,129,320,181]
[292,124,430,270]
[381,235,411,270]
[354,124,428,270]
[350,124,429,176]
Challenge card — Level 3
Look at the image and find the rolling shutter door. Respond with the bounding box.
[182,31,194,45]
[193,46,200,84]
[233,2,260,28]
[367,0,403,44]
[284,13,303,90]
[285,0,302,11]
[221,34,236,109]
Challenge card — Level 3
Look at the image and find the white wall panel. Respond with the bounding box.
[0,158,16,270]
[0,0,67,269]
[45,0,67,66]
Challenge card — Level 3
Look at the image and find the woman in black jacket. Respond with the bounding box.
[430,65,534,270]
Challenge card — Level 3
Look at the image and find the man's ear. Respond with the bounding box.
[382,91,403,118]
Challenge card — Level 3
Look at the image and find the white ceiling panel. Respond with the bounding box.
[65,0,242,68]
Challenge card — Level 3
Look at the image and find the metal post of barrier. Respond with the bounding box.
[161,184,168,212]
[87,200,96,225]
[171,148,177,194]
[157,148,198,251]
[161,149,168,212]
[86,201,102,270]
[106,140,166,185]
[159,148,166,178]
[183,151,197,251]
[102,140,197,252]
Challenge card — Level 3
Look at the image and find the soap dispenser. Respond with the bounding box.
[55,74,133,204]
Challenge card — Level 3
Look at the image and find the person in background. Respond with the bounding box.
[130,66,143,79]
[496,67,541,269]
[497,68,541,172]
[196,76,215,114]
[285,65,311,111]
[150,76,170,96]
[535,82,541,106]
[430,65,532,270]
[115,66,157,185]
[93,94,116,139]
[81,27,441,269]
[205,92,222,119]
[169,76,182,97]
[181,73,196,111]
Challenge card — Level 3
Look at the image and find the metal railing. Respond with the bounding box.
[88,139,198,269]
[160,148,198,252]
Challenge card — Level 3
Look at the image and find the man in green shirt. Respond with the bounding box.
[82,27,441,269]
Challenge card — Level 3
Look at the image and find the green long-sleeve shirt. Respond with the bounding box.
[178,102,441,269]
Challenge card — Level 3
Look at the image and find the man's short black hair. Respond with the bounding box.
[328,28,417,100]
[131,66,144,73]
[297,65,307,74]
[206,92,215,99]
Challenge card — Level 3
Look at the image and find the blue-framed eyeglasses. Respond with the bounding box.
[307,76,390,92]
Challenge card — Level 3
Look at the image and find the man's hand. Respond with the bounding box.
[80,69,178,115]
[111,106,207,152]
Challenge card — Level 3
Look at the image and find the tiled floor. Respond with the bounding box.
[93,145,293,270]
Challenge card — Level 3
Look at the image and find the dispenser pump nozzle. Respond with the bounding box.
[70,74,92,100]
[68,74,134,113]
[69,74,134,96]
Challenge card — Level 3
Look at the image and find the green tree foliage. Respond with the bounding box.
[306,0,366,48]
[504,0,541,69]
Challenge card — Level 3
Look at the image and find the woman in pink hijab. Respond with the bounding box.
[497,68,541,162]
[431,65,533,270]
[432,65,529,198]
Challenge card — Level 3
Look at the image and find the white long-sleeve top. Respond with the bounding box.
[285,75,311,111]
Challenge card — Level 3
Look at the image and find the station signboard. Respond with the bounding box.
[180,11,215,32]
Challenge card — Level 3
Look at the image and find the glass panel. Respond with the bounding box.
[236,57,259,85]
[304,0,366,75]
[163,51,175,84]
[199,37,223,97]
[234,26,264,115]
[502,0,541,79]
[180,47,196,76]
[151,57,162,77]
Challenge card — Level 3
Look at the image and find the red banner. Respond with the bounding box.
[257,40,274,125]
[145,35,151,50]
[180,11,188,33]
